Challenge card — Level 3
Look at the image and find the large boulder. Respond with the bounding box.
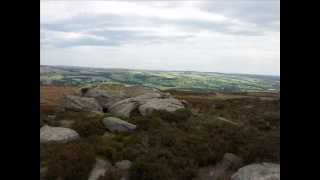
[88,158,112,180]
[61,95,102,112]
[231,163,280,180]
[81,88,125,110]
[108,92,185,118]
[102,117,136,133]
[108,93,163,118]
[139,98,185,116]
[40,125,80,143]
[108,99,139,118]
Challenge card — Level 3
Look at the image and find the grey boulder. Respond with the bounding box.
[61,95,102,112]
[108,93,162,118]
[108,99,139,118]
[102,117,136,133]
[139,98,185,116]
[231,162,280,180]
[40,125,79,143]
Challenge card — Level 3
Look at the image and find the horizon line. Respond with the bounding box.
[40,64,280,77]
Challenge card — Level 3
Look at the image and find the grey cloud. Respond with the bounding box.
[201,0,280,30]
[41,0,279,48]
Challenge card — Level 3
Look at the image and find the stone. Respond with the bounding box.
[61,95,102,112]
[88,158,112,180]
[102,117,136,133]
[231,162,280,180]
[138,98,185,116]
[108,99,138,118]
[40,125,79,143]
[115,160,132,170]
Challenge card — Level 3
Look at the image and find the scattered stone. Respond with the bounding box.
[88,158,112,180]
[61,95,103,112]
[115,160,132,170]
[40,125,79,143]
[102,117,136,133]
[231,162,280,180]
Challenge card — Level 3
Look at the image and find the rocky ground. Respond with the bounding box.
[40,84,280,180]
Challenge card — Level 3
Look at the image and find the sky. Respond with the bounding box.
[40,0,280,76]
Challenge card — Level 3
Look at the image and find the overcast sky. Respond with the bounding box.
[40,0,280,76]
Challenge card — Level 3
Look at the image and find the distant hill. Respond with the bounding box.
[40,65,280,93]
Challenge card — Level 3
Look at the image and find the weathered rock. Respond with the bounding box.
[81,88,124,110]
[115,160,132,170]
[40,125,79,143]
[139,98,185,116]
[231,163,280,180]
[102,117,136,133]
[61,95,102,112]
[221,153,243,170]
[133,93,163,103]
[88,158,112,180]
[108,99,139,118]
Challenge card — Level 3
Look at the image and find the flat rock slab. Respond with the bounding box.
[231,162,280,180]
[102,117,136,133]
[40,125,79,143]
[139,98,185,116]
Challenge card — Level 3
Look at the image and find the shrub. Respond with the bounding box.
[71,118,105,137]
[45,141,96,180]
[150,108,192,123]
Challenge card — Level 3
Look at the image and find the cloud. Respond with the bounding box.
[40,0,280,75]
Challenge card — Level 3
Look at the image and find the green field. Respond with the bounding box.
[40,65,280,93]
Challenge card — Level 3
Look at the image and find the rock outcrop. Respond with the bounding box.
[81,88,125,110]
[138,97,185,116]
[231,162,280,180]
[40,125,80,143]
[108,92,185,117]
[102,117,137,133]
[61,95,102,112]
[108,99,139,118]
